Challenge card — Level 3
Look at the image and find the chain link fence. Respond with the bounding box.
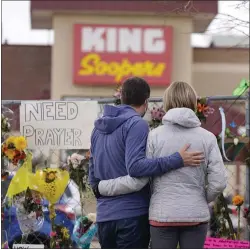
[1,95,249,248]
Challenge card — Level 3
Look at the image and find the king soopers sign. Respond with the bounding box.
[73,24,173,85]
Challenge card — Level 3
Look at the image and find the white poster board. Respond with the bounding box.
[20,101,99,149]
[13,244,44,249]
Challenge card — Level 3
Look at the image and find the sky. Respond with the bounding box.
[1,0,249,47]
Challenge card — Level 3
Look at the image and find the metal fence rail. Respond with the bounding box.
[1,95,249,247]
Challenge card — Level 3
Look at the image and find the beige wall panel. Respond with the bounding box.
[51,14,193,99]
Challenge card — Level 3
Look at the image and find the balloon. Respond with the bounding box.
[232,79,249,96]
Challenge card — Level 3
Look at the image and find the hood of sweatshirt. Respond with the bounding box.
[94,105,139,134]
[162,108,201,128]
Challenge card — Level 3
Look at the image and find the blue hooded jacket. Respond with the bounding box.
[88,105,183,222]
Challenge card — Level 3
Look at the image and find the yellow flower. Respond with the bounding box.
[49,204,56,220]
[6,136,16,148]
[49,210,56,220]
[14,136,27,151]
[232,195,244,206]
[5,149,16,160]
[61,227,70,239]
[47,172,56,182]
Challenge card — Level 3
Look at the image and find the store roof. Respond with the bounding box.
[209,35,249,48]
[30,0,218,33]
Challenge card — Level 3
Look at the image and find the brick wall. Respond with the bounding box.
[2,44,51,100]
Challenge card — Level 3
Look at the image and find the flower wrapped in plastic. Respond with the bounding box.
[66,151,94,218]
[5,153,44,235]
[14,188,44,235]
[29,167,70,246]
[2,136,27,166]
[29,167,69,205]
[73,213,98,249]
[6,152,33,200]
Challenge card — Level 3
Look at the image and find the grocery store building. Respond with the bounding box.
[28,0,249,100]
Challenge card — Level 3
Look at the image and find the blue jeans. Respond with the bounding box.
[97,214,150,249]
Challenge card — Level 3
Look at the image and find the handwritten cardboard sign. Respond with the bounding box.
[20,101,99,149]
[13,244,44,249]
[204,237,250,249]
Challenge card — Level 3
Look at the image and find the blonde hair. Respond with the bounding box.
[163,81,197,112]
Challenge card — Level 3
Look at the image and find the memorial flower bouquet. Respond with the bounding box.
[232,195,244,240]
[67,151,92,217]
[30,166,69,247]
[50,224,73,248]
[73,213,98,249]
[12,187,44,236]
[149,106,165,129]
[5,153,45,238]
[13,187,43,219]
[196,97,214,122]
[2,136,27,166]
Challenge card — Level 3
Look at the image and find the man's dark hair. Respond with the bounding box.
[121,77,150,106]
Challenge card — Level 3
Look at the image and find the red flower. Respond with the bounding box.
[36,211,43,219]
[34,198,41,204]
[1,172,9,181]
[197,103,208,113]
[50,231,57,237]
[12,157,19,165]
[19,151,26,160]
[2,145,8,153]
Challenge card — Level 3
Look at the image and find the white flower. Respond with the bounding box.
[234,138,239,146]
[237,126,246,136]
[15,203,24,210]
[71,153,85,161]
[87,213,97,222]
[67,156,71,165]
[27,211,36,219]
[72,163,78,169]
[69,153,85,169]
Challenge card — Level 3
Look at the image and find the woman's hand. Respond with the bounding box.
[179,144,204,166]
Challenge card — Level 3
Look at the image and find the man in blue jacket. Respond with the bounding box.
[88,77,203,249]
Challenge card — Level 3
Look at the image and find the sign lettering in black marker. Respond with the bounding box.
[20,101,98,149]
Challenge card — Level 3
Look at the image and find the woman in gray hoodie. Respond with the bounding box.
[97,81,227,249]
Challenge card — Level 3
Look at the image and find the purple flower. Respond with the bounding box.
[203,107,215,117]
[151,106,165,121]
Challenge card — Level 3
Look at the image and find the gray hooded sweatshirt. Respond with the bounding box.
[98,108,227,223]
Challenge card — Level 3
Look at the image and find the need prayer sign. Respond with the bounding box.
[20,101,99,149]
